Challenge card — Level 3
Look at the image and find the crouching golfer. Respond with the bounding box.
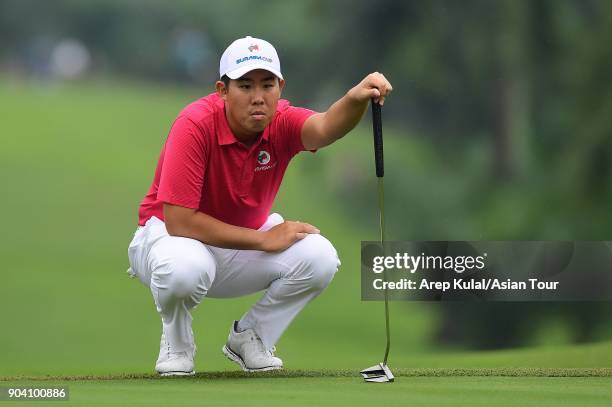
[127,36,392,375]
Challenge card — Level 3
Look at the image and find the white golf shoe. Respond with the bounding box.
[222,321,283,372]
[155,331,196,376]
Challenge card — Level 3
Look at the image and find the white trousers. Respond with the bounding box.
[127,214,340,353]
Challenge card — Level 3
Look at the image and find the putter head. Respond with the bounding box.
[360,363,394,383]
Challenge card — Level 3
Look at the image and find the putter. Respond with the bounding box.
[360,99,394,383]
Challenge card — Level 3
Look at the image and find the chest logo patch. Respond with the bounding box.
[257,150,271,165]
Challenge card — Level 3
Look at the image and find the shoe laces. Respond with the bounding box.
[249,333,276,357]
[161,332,195,359]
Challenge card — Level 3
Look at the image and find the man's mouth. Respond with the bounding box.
[250,111,266,120]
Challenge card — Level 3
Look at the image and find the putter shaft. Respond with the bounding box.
[361,100,393,383]
[378,178,390,366]
[372,100,391,369]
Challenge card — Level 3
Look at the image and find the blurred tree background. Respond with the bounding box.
[1,0,611,350]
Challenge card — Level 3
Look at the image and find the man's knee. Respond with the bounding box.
[291,234,340,291]
[150,237,216,299]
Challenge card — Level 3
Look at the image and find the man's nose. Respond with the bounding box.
[251,89,264,104]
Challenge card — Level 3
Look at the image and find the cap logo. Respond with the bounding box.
[235,55,273,64]
[248,44,259,52]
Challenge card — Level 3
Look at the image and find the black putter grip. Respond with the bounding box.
[371,100,384,178]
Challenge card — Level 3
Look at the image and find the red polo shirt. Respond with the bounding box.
[138,93,315,229]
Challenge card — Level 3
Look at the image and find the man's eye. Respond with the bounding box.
[264,84,274,88]
[239,84,250,89]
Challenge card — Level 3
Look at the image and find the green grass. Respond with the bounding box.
[0,77,610,405]
[1,376,611,407]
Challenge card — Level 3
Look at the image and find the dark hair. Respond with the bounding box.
[220,74,281,88]
[221,75,231,88]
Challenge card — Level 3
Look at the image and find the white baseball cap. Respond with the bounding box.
[219,36,283,80]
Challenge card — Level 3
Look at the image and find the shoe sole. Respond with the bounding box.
[222,345,283,373]
[158,370,195,377]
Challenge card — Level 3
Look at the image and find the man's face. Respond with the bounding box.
[216,69,285,141]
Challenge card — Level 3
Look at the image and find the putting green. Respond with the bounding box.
[1,370,611,407]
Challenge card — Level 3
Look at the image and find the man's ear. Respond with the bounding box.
[278,78,285,94]
[215,81,228,100]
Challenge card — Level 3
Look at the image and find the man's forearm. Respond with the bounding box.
[301,72,392,150]
[164,204,264,250]
[320,91,369,142]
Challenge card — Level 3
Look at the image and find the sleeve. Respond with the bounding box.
[280,105,317,158]
[157,116,207,209]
